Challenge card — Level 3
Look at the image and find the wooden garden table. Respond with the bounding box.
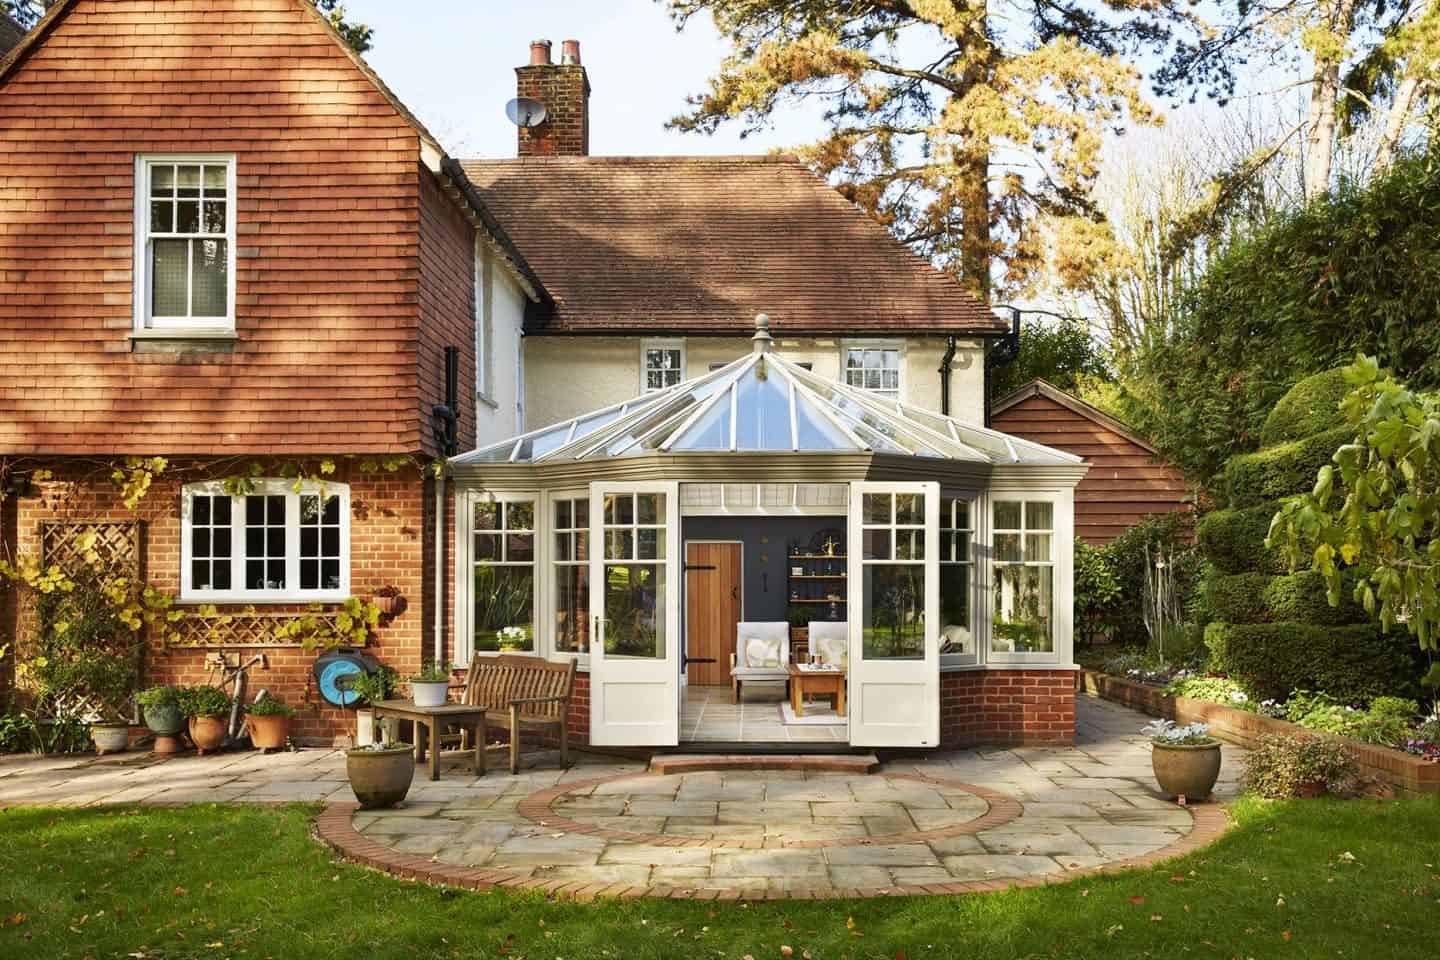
[372,700,488,782]
[788,664,846,718]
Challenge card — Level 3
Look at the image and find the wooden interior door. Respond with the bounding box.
[685,541,742,686]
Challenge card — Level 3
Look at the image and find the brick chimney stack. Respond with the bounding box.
[515,38,590,157]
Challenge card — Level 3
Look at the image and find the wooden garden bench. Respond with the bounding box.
[458,654,576,774]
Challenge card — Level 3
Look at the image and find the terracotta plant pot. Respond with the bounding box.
[246,714,291,751]
[90,722,131,756]
[346,745,415,809]
[410,680,449,707]
[143,703,184,738]
[1151,741,1223,801]
[188,715,227,755]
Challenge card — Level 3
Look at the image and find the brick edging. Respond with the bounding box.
[513,770,1021,850]
[314,795,1231,902]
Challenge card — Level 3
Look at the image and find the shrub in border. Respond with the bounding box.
[1221,425,1355,509]
[1204,570,1366,625]
[1205,621,1414,703]
[1242,733,1359,799]
[1259,369,1353,448]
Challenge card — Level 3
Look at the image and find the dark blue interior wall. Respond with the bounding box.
[682,515,846,623]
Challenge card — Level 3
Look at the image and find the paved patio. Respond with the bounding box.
[0,696,1242,899]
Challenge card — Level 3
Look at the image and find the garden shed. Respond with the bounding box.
[990,380,1192,544]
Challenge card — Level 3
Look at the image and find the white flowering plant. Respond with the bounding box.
[1142,719,1218,746]
[498,626,529,649]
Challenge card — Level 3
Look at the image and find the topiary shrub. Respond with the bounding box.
[1205,621,1414,703]
[1259,369,1353,448]
[1204,570,1367,625]
[1221,425,1355,508]
[1195,504,1287,575]
[1203,571,1272,623]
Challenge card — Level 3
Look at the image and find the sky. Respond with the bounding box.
[350,0,825,159]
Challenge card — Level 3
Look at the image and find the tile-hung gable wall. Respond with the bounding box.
[0,0,427,456]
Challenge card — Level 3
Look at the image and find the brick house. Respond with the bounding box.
[1,1,1087,752]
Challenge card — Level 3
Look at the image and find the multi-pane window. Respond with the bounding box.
[860,491,925,660]
[181,482,348,601]
[552,495,590,655]
[138,157,234,328]
[643,341,684,392]
[473,499,536,652]
[845,346,901,398]
[940,497,975,663]
[992,500,1055,654]
[601,492,667,658]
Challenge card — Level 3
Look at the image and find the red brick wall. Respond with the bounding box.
[515,63,589,157]
[940,670,1076,747]
[417,169,478,452]
[9,460,440,742]
[0,0,427,456]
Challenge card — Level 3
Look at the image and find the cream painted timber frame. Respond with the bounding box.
[939,487,983,668]
[132,153,238,335]
[640,338,686,394]
[981,485,1074,667]
[454,487,543,666]
[840,339,904,401]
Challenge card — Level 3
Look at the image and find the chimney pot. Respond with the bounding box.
[561,39,581,65]
[529,39,552,65]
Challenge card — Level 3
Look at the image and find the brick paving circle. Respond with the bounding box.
[512,770,1022,850]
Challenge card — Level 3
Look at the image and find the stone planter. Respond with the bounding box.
[346,745,415,809]
[90,722,131,756]
[410,680,449,708]
[143,702,184,737]
[1152,740,1223,801]
[246,714,291,752]
[188,715,227,755]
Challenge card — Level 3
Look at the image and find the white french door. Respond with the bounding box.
[588,481,681,746]
[847,481,940,747]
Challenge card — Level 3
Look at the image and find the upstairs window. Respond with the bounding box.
[844,344,901,398]
[181,480,349,602]
[136,156,235,330]
[642,339,685,393]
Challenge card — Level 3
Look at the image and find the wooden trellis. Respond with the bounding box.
[39,520,142,586]
[171,609,357,648]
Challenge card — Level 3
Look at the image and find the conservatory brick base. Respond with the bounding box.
[939,669,1077,748]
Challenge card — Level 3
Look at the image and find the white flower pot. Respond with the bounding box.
[355,708,375,747]
[411,680,449,707]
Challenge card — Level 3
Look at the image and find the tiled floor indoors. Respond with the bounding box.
[0,696,1244,899]
[682,682,848,742]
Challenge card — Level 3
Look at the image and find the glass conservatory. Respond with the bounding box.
[448,323,1089,749]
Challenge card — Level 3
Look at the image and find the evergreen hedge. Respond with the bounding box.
[1221,425,1354,508]
[1195,503,1287,575]
[1204,621,1414,703]
[1204,570,1366,625]
[1259,369,1353,448]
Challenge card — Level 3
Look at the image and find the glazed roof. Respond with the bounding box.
[454,348,1082,467]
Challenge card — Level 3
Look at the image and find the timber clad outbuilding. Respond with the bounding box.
[989,380,1192,544]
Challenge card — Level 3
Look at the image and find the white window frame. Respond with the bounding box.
[456,489,541,663]
[180,479,350,603]
[939,492,980,667]
[133,154,237,333]
[841,340,903,400]
[640,338,686,394]
[987,494,1063,664]
[546,489,591,669]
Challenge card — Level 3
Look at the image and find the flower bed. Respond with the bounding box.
[1080,669,1440,796]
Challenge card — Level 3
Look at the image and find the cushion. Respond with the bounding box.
[745,635,782,669]
[940,624,973,654]
[808,622,848,669]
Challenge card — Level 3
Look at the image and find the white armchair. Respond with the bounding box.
[807,621,848,669]
[730,621,790,703]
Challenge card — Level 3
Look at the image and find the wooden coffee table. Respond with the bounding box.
[788,664,846,718]
[372,700,488,782]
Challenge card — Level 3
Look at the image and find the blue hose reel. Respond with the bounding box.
[313,647,381,708]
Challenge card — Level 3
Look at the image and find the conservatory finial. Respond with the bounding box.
[751,313,773,354]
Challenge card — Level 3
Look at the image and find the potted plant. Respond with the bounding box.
[1144,719,1222,802]
[178,685,232,755]
[245,696,295,752]
[137,684,186,754]
[408,660,451,707]
[344,666,398,746]
[373,586,406,619]
[346,736,415,809]
[90,719,131,755]
[497,626,528,653]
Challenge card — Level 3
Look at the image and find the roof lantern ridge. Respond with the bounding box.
[751,313,773,354]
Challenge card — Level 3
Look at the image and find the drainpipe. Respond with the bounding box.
[431,347,461,666]
[938,335,957,417]
[434,470,445,665]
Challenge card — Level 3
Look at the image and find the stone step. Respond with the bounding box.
[649,753,880,775]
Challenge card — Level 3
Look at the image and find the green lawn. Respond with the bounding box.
[1,796,1436,960]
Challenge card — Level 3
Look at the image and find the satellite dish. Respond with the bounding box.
[505,97,548,128]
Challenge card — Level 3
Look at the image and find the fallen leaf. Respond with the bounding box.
[1282,930,1292,942]
[4,914,24,927]
[1150,915,1163,922]
[1128,896,1145,906]
[781,947,793,958]
[172,886,186,897]
[846,917,856,930]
